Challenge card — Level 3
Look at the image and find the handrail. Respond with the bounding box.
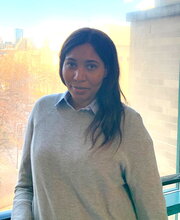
[161,173,180,186]
[161,173,180,216]
[0,210,11,220]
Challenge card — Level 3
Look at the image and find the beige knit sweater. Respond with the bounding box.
[11,93,168,220]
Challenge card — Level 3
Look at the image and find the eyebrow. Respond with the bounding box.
[64,57,76,61]
[65,57,99,64]
[85,60,99,64]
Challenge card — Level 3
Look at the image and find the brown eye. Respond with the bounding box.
[66,62,77,69]
[86,63,97,70]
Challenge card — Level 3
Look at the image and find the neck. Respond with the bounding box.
[68,96,94,110]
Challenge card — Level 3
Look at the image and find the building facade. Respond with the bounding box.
[127,0,180,176]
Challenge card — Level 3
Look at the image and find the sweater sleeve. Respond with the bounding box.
[123,112,168,220]
[11,112,34,220]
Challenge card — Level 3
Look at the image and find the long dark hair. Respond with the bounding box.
[59,27,125,148]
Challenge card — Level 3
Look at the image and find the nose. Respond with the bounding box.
[73,67,86,81]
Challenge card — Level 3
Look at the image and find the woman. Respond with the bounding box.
[12,28,167,220]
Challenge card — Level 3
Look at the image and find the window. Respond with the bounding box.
[0,1,180,219]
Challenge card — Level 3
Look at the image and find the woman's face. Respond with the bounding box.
[62,43,106,109]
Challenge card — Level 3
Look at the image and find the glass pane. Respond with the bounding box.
[0,34,66,210]
[1,0,180,212]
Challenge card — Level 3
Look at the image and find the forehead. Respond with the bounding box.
[65,43,102,62]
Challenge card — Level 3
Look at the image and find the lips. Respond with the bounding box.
[71,85,90,94]
[73,86,89,90]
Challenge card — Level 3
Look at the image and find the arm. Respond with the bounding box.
[124,113,168,220]
[11,113,34,220]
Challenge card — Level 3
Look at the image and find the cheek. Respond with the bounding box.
[62,67,71,83]
[88,74,105,87]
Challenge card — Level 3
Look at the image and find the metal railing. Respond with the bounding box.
[161,173,180,186]
[161,174,180,216]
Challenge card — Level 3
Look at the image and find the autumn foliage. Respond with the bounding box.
[0,39,65,210]
[0,39,65,151]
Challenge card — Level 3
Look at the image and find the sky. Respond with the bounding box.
[0,0,155,46]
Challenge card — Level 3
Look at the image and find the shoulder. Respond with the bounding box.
[35,93,62,106]
[31,93,64,116]
[33,93,65,110]
[120,105,153,156]
[122,104,151,140]
[123,104,141,122]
